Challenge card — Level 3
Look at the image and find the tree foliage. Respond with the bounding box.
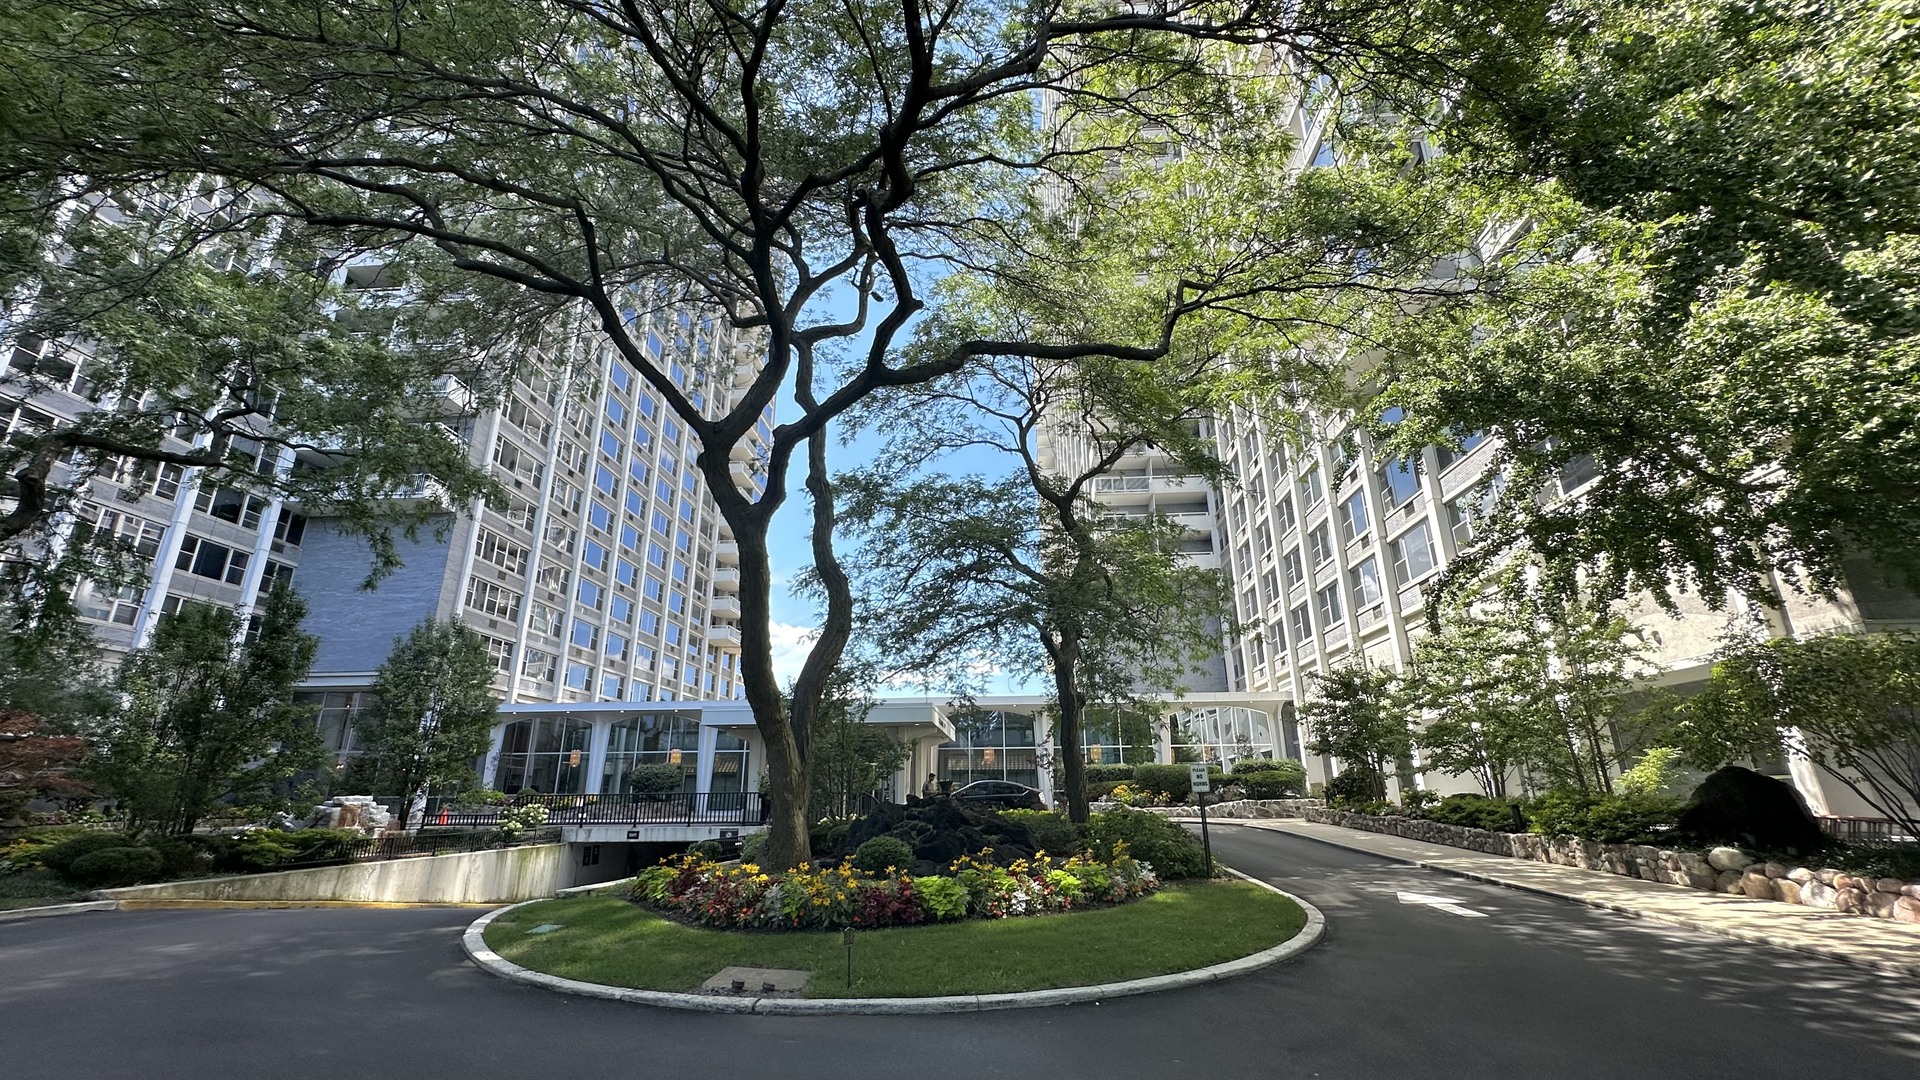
[87,583,320,834]
[351,617,501,817]
[1671,631,1920,837]
[1371,0,1920,605]
[0,0,1524,871]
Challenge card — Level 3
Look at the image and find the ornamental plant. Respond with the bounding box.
[630,845,1159,932]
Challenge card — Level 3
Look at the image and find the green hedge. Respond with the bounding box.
[999,809,1084,855]
[1082,764,1138,784]
[1231,758,1307,798]
[1083,808,1211,880]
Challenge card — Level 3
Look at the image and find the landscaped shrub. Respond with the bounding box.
[1086,781,1123,801]
[999,809,1083,855]
[623,764,686,797]
[836,800,1038,873]
[1323,768,1384,808]
[1529,791,1681,845]
[912,875,969,921]
[39,832,144,879]
[740,831,769,866]
[809,818,854,857]
[1083,764,1138,784]
[1131,764,1193,802]
[688,840,724,861]
[851,836,914,874]
[1422,794,1530,833]
[1823,842,1920,881]
[1083,807,1211,879]
[1233,758,1307,799]
[0,827,105,873]
[498,803,549,839]
[65,846,166,888]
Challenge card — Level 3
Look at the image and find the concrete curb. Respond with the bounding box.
[461,875,1325,1014]
[0,900,117,924]
[1208,819,1920,980]
[555,876,637,897]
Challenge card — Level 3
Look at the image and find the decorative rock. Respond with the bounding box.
[1835,888,1870,915]
[1763,862,1788,879]
[1903,884,1920,901]
[1776,879,1802,905]
[1740,872,1777,900]
[1867,892,1898,918]
[1833,873,1860,892]
[1800,881,1839,910]
[1715,868,1743,892]
[1707,847,1752,872]
[308,795,395,835]
[1875,878,1904,894]
[1787,867,1815,884]
[1896,896,1920,924]
[1815,868,1839,886]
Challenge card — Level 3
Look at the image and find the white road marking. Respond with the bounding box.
[1396,890,1490,918]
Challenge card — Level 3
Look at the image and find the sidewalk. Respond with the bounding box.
[1198,817,1920,978]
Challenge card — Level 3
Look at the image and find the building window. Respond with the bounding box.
[1435,430,1488,471]
[195,485,270,528]
[474,528,530,575]
[520,648,557,683]
[939,709,1042,788]
[1288,602,1312,645]
[494,714,593,794]
[563,662,592,692]
[175,535,249,585]
[73,580,141,625]
[1307,522,1334,567]
[577,579,603,610]
[1296,466,1325,508]
[1282,547,1305,589]
[296,690,368,760]
[1447,485,1498,548]
[273,508,308,547]
[570,619,599,650]
[1378,457,1420,508]
[481,635,514,673]
[1391,522,1438,585]
[1350,556,1383,609]
[465,577,523,621]
[1315,582,1343,626]
[1338,490,1369,543]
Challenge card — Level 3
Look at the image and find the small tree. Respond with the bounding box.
[808,666,907,819]
[90,582,320,834]
[1301,663,1409,802]
[1675,631,1920,838]
[353,618,500,820]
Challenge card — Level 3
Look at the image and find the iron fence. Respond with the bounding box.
[420,791,768,830]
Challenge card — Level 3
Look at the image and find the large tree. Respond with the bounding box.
[0,0,1518,868]
[88,582,321,834]
[351,617,501,821]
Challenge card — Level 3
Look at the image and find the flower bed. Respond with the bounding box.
[631,845,1159,931]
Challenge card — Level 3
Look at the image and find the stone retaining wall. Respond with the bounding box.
[1306,808,1920,924]
[97,842,574,905]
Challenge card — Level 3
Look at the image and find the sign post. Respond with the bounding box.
[1188,763,1213,872]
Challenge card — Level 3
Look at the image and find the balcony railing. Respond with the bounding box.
[1817,816,1913,844]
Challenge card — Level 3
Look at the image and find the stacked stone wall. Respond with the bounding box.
[1304,808,1920,924]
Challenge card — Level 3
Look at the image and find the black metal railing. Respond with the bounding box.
[276,827,563,868]
[420,792,768,830]
[1817,815,1913,844]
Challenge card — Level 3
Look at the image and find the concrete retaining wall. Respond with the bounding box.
[98,843,572,905]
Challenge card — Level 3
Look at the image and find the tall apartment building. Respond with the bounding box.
[3,241,767,766]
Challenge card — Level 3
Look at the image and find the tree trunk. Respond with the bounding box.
[1048,632,1090,823]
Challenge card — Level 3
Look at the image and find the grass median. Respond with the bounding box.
[482,880,1305,998]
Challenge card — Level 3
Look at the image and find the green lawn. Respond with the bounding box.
[483,880,1304,998]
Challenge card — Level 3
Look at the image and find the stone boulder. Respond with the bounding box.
[1707,846,1752,872]
[1675,766,1826,856]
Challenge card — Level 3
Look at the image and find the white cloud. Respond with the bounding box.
[766,621,819,687]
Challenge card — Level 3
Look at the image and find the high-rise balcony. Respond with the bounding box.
[709,596,742,620]
[714,541,739,565]
[709,624,742,648]
[712,567,740,591]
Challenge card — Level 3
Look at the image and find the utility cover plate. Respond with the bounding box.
[701,966,811,994]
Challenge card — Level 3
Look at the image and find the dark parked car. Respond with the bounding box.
[952,780,1047,810]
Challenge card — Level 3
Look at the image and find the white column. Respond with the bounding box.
[584,715,611,795]
[231,446,297,626]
